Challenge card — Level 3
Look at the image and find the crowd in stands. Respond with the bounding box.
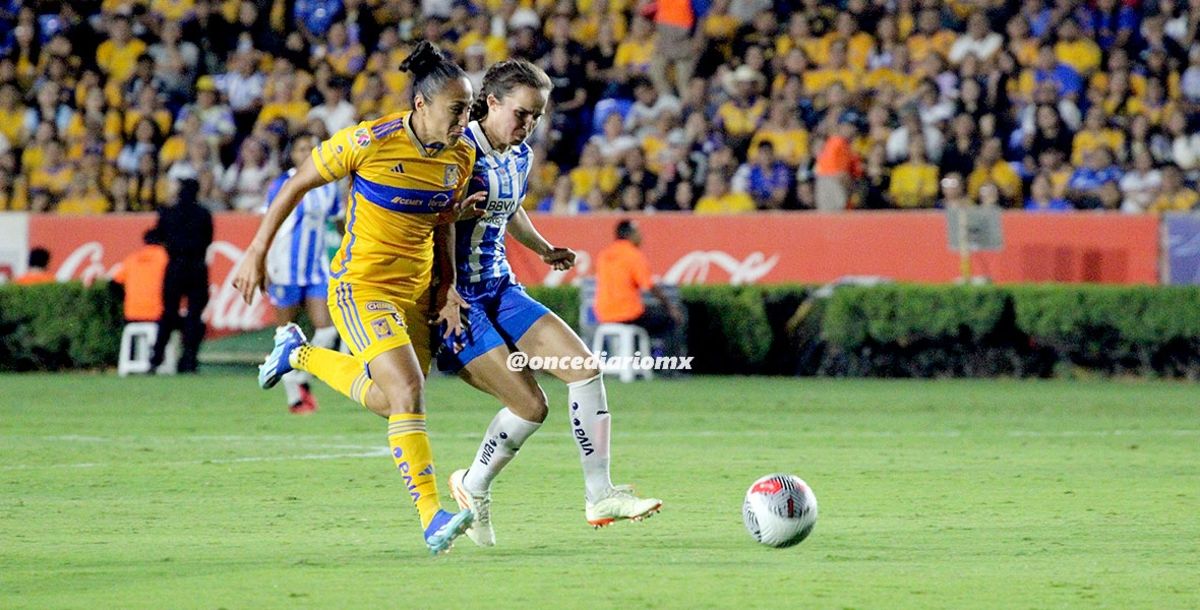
[2,0,1200,215]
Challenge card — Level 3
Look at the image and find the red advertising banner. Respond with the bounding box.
[22,211,1160,333]
[508,212,1161,287]
[27,214,271,334]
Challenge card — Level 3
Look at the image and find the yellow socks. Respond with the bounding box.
[290,345,374,406]
[291,347,441,527]
[388,413,442,529]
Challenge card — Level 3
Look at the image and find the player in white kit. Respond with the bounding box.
[261,132,343,413]
[437,60,662,546]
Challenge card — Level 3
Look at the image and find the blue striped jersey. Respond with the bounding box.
[262,168,342,286]
[456,120,534,284]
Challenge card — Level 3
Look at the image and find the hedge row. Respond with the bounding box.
[821,285,1200,378]
[0,281,123,372]
[532,283,1200,378]
[6,282,1200,377]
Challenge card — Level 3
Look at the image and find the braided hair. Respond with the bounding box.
[398,41,468,104]
[469,59,553,122]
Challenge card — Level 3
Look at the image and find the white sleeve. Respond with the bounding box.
[731,165,752,193]
[948,39,970,64]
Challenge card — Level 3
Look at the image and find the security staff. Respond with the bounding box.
[150,179,213,373]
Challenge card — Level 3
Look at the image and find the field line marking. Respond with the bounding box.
[0,448,391,471]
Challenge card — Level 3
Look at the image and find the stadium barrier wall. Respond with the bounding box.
[0,211,1165,337]
[8,281,1200,377]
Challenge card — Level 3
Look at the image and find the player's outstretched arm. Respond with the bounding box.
[508,207,575,271]
[232,156,331,304]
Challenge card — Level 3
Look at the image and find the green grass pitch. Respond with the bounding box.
[2,373,1197,609]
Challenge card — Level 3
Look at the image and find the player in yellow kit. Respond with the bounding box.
[231,42,486,555]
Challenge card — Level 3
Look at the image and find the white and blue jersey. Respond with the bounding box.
[439,120,549,372]
[262,169,342,287]
[456,120,533,285]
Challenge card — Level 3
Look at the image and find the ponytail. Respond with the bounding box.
[470,58,553,122]
[399,41,468,104]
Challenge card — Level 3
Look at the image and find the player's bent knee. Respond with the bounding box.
[382,379,425,415]
[528,388,549,422]
[510,387,549,423]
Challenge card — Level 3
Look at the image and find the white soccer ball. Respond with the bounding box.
[742,473,818,548]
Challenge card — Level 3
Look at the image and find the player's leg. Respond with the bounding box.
[268,285,310,412]
[259,283,470,552]
[294,286,338,412]
[373,296,473,552]
[510,304,663,527]
[259,281,386,411]
[441,299,545,546]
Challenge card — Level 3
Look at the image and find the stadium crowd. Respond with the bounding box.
[2,0,1200,215]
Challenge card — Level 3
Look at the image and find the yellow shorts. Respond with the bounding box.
[327,280,432,373]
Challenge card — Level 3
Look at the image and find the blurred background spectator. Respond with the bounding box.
[14,247,53,285]
[0,0,1199,217]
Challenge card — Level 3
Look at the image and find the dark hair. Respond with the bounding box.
[176,178,200,205]
[133,117,163,146]
[144,228,163,245]
[28,247,49,268]
[284,131,315,166]
[399,41,467,104]
[629,75,654,92]
[470,58,552,122]
[615,219,636,240]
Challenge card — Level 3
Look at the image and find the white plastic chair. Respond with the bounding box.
[590,323,653,382]
[118,323,179,376]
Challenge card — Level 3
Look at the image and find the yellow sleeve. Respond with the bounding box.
[96,42,113,73]
[614,43,632,68]
[1071,133,1087,167]
[887,166,907,200]
[734,193,756,213]
[312,120,376,182]
[967,168,985,196]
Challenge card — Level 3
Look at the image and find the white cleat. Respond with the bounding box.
[448,469,494,547]
[586,485,663,528]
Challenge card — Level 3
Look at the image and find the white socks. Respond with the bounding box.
[567,374,613,503]
[462,407,542,494]
[283,326,339,406]
[311,326,340,350]
[282,370,307,405]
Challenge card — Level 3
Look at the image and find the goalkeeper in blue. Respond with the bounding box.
[436,60,662,546]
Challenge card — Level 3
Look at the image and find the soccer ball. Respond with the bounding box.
[742,474,818,548]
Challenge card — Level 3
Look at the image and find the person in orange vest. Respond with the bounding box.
[813,120,864,210]
[14,248,55,286]
[594,219,684,356]
[111,229,169,323]
[649,0,697,96]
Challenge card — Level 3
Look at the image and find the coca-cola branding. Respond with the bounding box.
[50,239,269,332]
[27,214,272,337]
[662,251,779,285]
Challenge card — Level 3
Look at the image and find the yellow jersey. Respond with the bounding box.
[695,192,756,214]
[313,112,475,295]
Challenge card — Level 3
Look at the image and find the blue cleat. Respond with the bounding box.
[258,323,306,389]
[424,509,474,555]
